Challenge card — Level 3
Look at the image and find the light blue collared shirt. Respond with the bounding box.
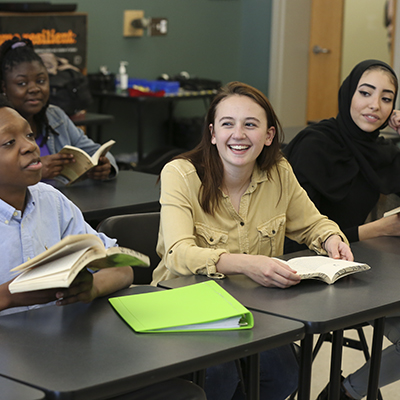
[0,182,117,316]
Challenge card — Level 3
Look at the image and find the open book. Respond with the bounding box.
[276,256,370,284]
[383,206,400,218]
[109,280,254,333]
[9,234,149,293]
[57,139,115,185]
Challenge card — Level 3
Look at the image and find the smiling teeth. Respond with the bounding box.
[230,145,249,150]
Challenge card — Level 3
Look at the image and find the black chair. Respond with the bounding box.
[132,146,186,175]
[97,212,160,284]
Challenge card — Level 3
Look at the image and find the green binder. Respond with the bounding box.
[109,280,254,333]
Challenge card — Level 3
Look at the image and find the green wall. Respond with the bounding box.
[46,0,273,157]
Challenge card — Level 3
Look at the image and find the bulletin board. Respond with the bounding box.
[0,13,87,71]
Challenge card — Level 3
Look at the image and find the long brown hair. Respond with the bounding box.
[175,81,284,214]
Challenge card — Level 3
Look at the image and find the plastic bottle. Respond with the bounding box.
[118,61,129,91]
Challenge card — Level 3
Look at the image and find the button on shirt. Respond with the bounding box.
[0,182,116,316]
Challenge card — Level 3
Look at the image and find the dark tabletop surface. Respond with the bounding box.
[53,170,160,221]
[0,286,304,400]
[159,237,400,333]
[0,376,46,400]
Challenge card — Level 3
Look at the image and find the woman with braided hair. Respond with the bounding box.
[0,37,118,181]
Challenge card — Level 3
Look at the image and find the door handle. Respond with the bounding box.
[312,45,330,54]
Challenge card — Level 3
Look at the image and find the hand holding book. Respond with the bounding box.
[9,234,149,294]
[86,155,112,180]
[383,206,400,218]
[57,139,115,185]
[275,256,370,284]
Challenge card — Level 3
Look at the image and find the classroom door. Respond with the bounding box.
[306,0,344,122]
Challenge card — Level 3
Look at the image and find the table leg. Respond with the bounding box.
[136,102,144,162]
[298,334,313,400]
[95,97,107,143]
[329,329,344,400]
[97,96,105,114]
[96,125,103,143]
[366,317,385,400]
[192,369,206,388]
[167,100,176,146]
[245,353,260,400]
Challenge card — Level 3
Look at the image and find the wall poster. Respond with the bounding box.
[0,13,87,71]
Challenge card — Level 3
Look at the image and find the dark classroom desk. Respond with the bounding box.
[92,89,216,161]
[70,112,115,142]
[159,237,400,400]
[0,375,46,400]
[52,170,160,222]
[0,286,304,400]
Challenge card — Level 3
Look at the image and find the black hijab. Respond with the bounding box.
[284,59,400,201]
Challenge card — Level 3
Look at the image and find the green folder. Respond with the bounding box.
[109,280,254,333]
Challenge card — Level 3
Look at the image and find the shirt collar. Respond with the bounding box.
[24,186,36,215]
[220,164,269,197]
[0,187,36,224]
[0,198,21,224]
[247,164,268,194]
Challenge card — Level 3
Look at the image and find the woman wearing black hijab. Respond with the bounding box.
[284,59,400,254]
[285,60,400,399]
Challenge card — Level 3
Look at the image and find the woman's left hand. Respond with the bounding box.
[388,110,400,134]
[87,156,112,180]
[323,235,354,261]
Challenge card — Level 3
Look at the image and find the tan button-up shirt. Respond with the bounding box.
[151,158,348,285]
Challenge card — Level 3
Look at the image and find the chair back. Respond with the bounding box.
[97,212,161,284]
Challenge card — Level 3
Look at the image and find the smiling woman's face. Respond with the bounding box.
[2,60,49,124]
[350,68,396,132]
[209,94,275,173]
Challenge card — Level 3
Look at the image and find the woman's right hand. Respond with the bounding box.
[244,255,302,288]
[216,253,301,289]
[388,110,400,134]
[40,153,75,179]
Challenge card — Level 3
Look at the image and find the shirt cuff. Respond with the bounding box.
[196,249,227,276]
[310,230,349,255]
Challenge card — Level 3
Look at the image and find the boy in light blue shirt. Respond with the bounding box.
[0,99,133,316]
[0,98,207,399]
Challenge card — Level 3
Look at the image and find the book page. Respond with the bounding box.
[383,206,400,218]
[160,316,245,331]
[276,256,369,281]
[58,140,115,184]
[91,139,115,165]
[9,248,89,292]
[11,234,104,273]
[86,246,150,269]
[58,147,95,183]
[9,246,124,293]
[9,246,150,293]
[332,264,370,282]
[59,145,91,161]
